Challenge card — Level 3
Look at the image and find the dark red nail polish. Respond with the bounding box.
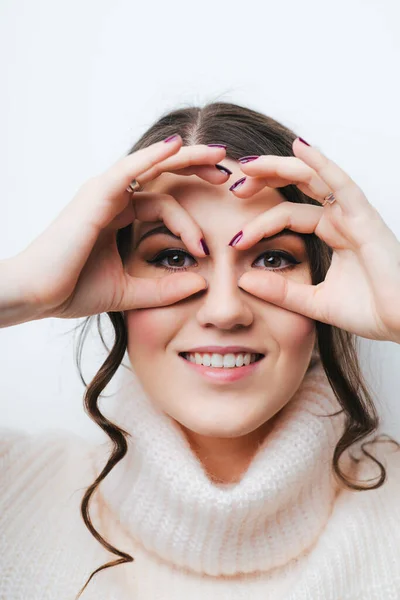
[208,144,227,149]
[229,177,246,192]
[228,231,243,247]
[215,164,232,176]
[298,137,311,147]
[238,156,259,163]
[164,134,180,143]
[200,238,210,255]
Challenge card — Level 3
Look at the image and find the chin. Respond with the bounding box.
[165,393,271,438]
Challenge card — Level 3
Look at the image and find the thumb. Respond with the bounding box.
[120,272,208,310]
[238,271,319,319]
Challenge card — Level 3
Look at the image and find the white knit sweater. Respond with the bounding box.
[1,358,400,600]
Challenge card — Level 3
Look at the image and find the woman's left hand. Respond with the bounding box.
[230,138,400,343]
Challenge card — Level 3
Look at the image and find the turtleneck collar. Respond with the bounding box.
[95,357,349,577]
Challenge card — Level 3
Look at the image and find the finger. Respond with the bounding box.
[132,192,209,257]
[106,135,185,194]
[238,270,322,321]
[91,143,227,231]
[106,161,231,231]
[135,144,227,185]
[82,135,185,230]
[162,163,232,184]
[292,138,369,215]
[103,163,232,232]
[107,202,136,230]
[120,272,208,310]
[229,201,324,250]
[231,156,332,202]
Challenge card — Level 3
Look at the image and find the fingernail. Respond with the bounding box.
[208,144,227,149]
[238,156,259,163]
[200,238,210,255]
[215,164,232,176]
[229,177,246,192]
[164,134,180,143]
[298,137,311,147]
[228,231,243,247]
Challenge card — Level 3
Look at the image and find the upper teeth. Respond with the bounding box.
[184,352,259,368]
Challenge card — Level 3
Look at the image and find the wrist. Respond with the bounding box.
[0,256,45,328]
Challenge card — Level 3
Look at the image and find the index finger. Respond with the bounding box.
[106,134,184,193]
[134,143,228,186]
[229,201,324,250]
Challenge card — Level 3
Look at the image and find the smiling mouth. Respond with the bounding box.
[179,352,265,369]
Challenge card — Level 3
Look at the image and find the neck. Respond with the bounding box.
[179,418,275,484]
[95,358,352,577]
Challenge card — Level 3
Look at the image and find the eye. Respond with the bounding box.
[146,249,196,273]
[252,250,301,272]
[146,248,301,274]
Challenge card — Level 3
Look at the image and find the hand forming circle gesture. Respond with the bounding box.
[229,138,400,343]
[6,137,231,323]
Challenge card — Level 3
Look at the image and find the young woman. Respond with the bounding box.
[1,102,400,600]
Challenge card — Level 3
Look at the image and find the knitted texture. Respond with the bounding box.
[1,359,400,599]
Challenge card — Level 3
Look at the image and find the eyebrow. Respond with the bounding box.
[135,224,308,249]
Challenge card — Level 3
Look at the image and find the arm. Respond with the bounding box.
[0,257,44,328]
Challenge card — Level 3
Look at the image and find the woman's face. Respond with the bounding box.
[124,158,316,476]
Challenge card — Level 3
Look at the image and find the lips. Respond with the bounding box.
[180,346,264,355]
[179,352,265,364]
[178,350,265,383]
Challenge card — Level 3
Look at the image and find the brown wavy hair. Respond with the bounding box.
[72,101,400,598]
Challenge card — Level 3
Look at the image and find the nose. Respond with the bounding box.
[196,266,254,331]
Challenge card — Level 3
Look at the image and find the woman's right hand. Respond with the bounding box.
[1,135,229,326]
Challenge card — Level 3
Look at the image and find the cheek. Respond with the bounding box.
[125,308,177,354]
[270,310,315,351]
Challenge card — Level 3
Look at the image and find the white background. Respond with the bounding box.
[0,0,399,444]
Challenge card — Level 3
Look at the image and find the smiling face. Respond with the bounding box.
[123,158,316,483]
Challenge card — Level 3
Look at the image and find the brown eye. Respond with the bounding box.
[252,250,301,272]
[166,252,186,267]
[264,255,282,268]
[146,249,197,272]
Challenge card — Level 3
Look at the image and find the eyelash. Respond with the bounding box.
[146,248,301,273]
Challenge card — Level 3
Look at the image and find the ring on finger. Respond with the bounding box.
[321,191,336,207]
[126,178,143,193]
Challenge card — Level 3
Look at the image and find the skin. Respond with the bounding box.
[123,158,316,484]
